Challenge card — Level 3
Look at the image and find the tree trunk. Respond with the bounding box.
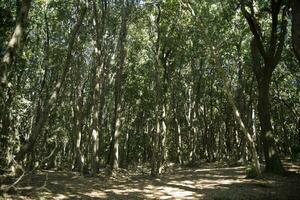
[213,48,261,176]
[158,105,167,173]
[90,0,101,176]
[241,0,289,174]
[174,108,183,165]
[221,72,261,176]
[72,69,84,173]
[257,76,285,174]
[292,0,300,62]
[110,0,128,171]
[250,38,285,174]
[151,111,160,176]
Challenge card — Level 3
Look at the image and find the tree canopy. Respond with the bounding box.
[0,0,299,187]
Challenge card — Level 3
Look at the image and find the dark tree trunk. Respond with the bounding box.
[292,0,300,62]
[242,0,288,174]
[250,38,285,174]
[257,75,285,173]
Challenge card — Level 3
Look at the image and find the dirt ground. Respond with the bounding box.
[1,160,300,200]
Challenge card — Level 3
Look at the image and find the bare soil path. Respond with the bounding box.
[1,161,300,200]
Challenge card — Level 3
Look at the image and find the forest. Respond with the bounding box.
[0,0,300,199]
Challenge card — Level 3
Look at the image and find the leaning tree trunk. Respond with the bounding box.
[15,6,87,163]
[227,88,261,177]
[292,0,300,62]
[214,51,261,177]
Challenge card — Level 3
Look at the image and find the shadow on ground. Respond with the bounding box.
[2,160,300,200]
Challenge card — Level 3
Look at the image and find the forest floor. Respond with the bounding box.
[1,159,300,200]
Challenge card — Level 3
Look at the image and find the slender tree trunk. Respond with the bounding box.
[213,48,261,176]
[236,41,247,161]
[158,105,167,173]
[110,0,128,171]
[174,107,182,165]
[151,110,160,176]
[72,68,84,173]
[122,130,130,168]
[227,88,261,176]
[90,0,102,176]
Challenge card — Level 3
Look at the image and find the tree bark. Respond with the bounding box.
[174,107,182,165]
[151,109,160,176]
[110,0,128,171]
[257,76,284,173]
[292,0,300,62]
[90,0,107,176]
[72,64,85,173]
[251,40,285,174]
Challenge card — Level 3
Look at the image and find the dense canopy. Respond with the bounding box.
[0,0,300,199]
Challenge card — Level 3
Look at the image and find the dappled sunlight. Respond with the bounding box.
[156,186,200,199]
[82,190,108,198]
[2,162,300,199]
[195,166,244,173]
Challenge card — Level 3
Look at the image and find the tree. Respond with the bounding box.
[0,0,299,180]
[241,0,288,173]
[110,0,129,171]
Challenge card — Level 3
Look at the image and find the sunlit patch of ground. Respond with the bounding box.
[1,159,300,200]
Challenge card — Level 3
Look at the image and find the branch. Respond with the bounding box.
[240,0,268,61]
[273,5,288,68]
[268,0,281,57]
[0,159,26,193]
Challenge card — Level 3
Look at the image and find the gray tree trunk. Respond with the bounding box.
[110,0,128,171]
